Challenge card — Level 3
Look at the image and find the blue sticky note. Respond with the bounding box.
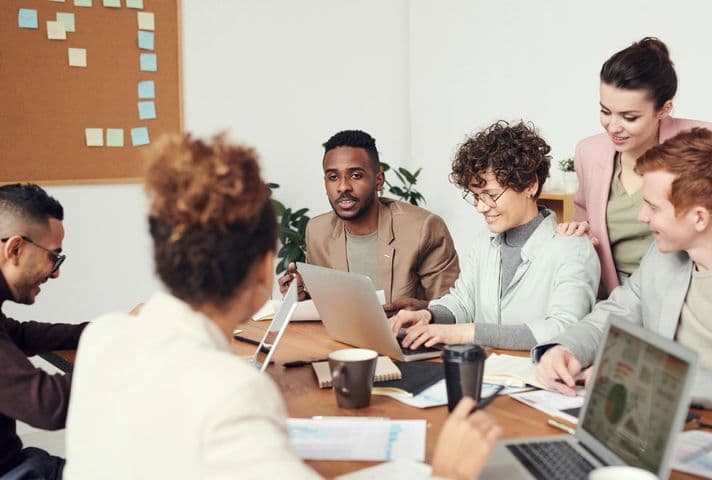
[19,9,38,29]
[140,53,157,72]
[131,127,150,146]
[138,101,156,120]
[138,80,155,99]
[138,30,154,50]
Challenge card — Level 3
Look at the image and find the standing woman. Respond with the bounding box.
[559,37,712,296]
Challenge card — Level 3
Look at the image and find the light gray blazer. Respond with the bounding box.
[534,242,712,407]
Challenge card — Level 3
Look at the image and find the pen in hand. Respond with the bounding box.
[474,385,505,411]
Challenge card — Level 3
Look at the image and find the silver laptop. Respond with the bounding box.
[481,317,699,479]
[247,280,298,373]
[297,262,440,362]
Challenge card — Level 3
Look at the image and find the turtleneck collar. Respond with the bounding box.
[503,209,546,248]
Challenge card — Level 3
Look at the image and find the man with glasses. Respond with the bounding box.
[390,121,600,350]
[278,129,460,315]
[0,183,86,479]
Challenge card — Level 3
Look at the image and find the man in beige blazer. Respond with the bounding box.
[279,130,459,313]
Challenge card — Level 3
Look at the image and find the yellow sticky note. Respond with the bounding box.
[85,128,103,147]
[47,20,67,40]
[68,48,87,67]
[137,11,154,31]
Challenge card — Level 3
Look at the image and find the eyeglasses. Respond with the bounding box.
[1,235,66,274]
[462,187,508,208]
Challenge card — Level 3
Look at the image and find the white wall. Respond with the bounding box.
[410,0,712,252]
[7,0,712,323]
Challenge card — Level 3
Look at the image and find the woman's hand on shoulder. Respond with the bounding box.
[556,221,600,246]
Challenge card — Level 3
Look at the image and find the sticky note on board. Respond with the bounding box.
[106,129,124,147]
[138,30,154,50]
[49,0,65,2]
[140,53,157,72]
[138,80,155,99]
[68,48,87,67]
[138,101,156,120]
[85,128,103,147]
[126,0,143,8]
[103,0,121,7]
[56,13,75,32]
[137,11,154,30]
[131,127,150,146]
[47,20,67,40]
[74,0,92,6]
[18,9,38,29]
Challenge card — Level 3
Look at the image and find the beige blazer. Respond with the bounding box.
[305,198,459,303]
[64,292,320,480]
[573,116,712,296]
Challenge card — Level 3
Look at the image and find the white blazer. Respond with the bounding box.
[64,292,319,480]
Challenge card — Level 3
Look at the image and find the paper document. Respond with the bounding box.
[287,417,425,461]
[378,379,528,409]
[483,353,546,388]
[254,290,386,322]
[335,459,432,479]
[672,430,712,478]
[510,389,584,424]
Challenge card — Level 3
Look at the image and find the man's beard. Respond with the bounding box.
[330,193,376,221]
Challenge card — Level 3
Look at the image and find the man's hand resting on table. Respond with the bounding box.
[535,345,592,396]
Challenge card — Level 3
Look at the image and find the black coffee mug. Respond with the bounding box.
[442,344,486,412]
[328,348,378,409]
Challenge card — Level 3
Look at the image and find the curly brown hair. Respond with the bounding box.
[450,121,551,198]
[145,133,276,307]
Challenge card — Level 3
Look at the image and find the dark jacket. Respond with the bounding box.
[0,272,86,474]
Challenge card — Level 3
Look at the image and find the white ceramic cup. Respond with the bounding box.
[588,466,657,480]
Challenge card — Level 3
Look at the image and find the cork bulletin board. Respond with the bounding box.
[0,0,182,184]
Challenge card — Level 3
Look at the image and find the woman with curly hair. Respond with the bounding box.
[63,133,501,479]
[557,37,712,297]
[391,121,600,350]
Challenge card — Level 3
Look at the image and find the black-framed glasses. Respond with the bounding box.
[462,187,508,208]
[1,235,66,273]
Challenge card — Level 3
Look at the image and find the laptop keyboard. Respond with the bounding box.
[507,441,595,480]
[398,340,441,356]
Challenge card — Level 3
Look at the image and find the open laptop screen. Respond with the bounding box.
[580,323,691,472]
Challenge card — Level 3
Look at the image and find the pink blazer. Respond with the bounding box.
[573,116,712,297]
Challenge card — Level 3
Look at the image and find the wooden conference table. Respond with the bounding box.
[53,321,708,479]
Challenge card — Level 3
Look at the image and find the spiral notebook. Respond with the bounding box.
[313,356,401,388]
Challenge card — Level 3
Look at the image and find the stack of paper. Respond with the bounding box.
[672,430,712,478]
[288,417,426,462]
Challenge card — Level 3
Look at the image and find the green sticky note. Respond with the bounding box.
[126,0,143,8]
[74,0,92,6]
[56,13,75,32]
[106,129,124,147]
[103,0,120,7]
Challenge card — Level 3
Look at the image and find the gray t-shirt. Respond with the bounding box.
[345,230,379,287]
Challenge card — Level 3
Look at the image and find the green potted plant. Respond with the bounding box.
[558,157,578,193]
